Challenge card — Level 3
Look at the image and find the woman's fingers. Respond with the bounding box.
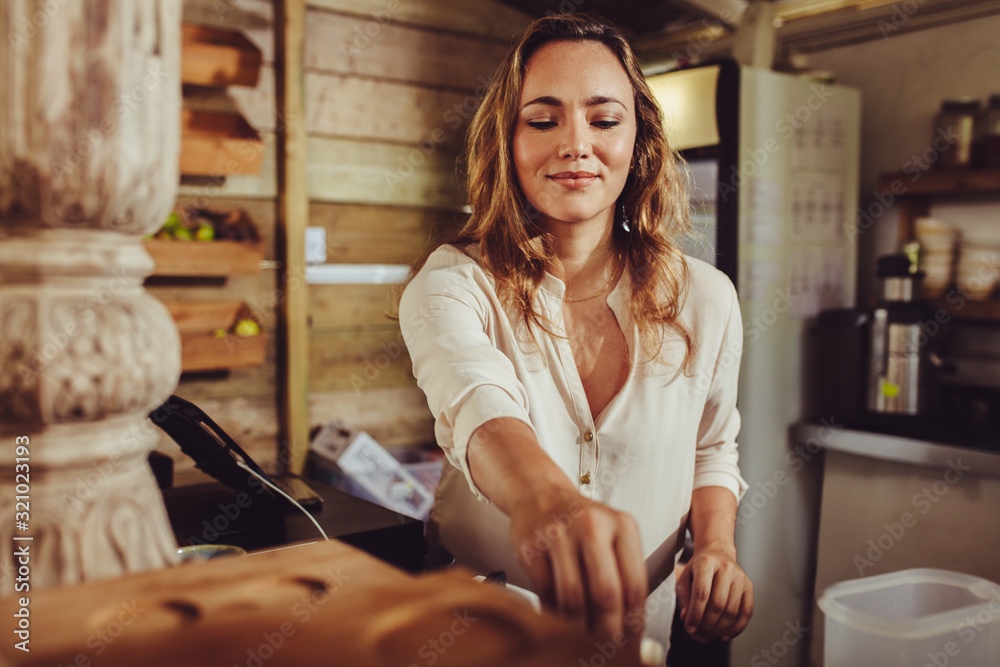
[696,576,737,641]
[613,515,647,643]
[517,537,556,609]
[579,524,625,639]
[549,529,587,620]
[676,562,691,619]
[510,495,647,647]
[719,587,754,642]
[678,551,754,643]
[682,556,719,639]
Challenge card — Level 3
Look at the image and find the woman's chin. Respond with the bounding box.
[535,210,615,232]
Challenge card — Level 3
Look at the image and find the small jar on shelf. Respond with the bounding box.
[913,216,958,298]
[956,244,1000,301]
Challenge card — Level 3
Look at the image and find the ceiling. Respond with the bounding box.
[495,0,716,38]
[496,0,1000,70]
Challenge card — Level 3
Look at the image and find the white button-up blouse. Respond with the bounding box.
[399,243,747,645]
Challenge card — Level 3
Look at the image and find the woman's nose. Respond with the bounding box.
[559,117,590,159]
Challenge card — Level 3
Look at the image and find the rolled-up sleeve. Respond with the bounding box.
[693,278,748,502]
[399,250,535,502]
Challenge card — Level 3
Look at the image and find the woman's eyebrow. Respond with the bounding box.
[521,95,561,109]
[521,95,627,110]
[586,95,627,109]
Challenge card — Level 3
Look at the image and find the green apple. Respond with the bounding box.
[234,319,260,337]
[196,223,215,242]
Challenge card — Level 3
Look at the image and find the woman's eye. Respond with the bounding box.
[528,120,556,130]
[592,120,620,129]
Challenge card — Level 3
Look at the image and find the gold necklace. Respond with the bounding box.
[563,254,623,303]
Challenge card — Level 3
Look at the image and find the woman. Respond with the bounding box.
[398,13,752,657]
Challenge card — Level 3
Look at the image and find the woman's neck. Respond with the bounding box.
[543,217,619,297]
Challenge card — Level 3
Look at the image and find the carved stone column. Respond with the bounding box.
[0,1,182,590]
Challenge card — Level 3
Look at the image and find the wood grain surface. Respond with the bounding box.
[0,540,642,667]
[306,0,529,39]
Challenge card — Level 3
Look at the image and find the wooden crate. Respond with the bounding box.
[144,239,263,276]
[164,301,245,334]
[181,109,264,176]
[162,300,266,373]
[182,23,262,87]
[179,331,266,372]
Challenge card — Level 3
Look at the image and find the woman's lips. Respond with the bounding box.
[548,171,598,189]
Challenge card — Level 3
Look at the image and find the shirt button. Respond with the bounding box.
[580,473,592,484]
[583,431,594,442]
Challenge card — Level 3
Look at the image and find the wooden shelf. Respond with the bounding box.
[180,109,263,176]
[879,166,1000,196]
[144,239,263,277]
[880,166,1000,322]
[881,166,1000,247]
[929,297,1000,321]
[182,23,262,88]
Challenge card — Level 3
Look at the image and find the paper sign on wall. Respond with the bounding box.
[790,174,845,243]
[788,246,846,317]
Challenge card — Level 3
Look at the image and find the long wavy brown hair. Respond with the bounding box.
[405,13,694,368]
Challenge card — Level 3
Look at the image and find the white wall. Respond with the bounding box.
[805,15,1000,303]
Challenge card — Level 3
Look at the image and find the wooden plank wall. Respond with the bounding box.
[152,0,529,484]
[150,0,282,485]
[303,0,529,447]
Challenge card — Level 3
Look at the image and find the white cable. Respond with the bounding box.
[236,460,330,542]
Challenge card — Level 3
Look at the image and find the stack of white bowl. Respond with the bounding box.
[957,243,1000,300]
[915,217,957,298]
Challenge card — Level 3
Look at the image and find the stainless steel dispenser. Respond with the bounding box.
[867,255,929,416]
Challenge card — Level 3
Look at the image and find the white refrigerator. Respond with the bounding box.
[647,62,861,666]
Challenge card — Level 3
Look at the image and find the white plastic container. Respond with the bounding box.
[819,569,1000,667]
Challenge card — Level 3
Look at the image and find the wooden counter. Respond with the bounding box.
[0,540,643,667]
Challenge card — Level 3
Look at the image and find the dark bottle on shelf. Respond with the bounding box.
[935,98,979,169]
[974,93,1000,167]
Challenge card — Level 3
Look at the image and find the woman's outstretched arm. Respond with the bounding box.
[467,417,648,654]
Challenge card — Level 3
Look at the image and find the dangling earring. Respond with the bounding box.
[620,201,631,233]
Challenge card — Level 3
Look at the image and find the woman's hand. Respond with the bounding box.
[507,486,648,654]
[676,486,754,643]
[466,418,647,656]
[676,544,753,642]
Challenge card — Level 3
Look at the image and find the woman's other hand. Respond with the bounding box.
[676,544,753,642]
[676,486,754,643]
